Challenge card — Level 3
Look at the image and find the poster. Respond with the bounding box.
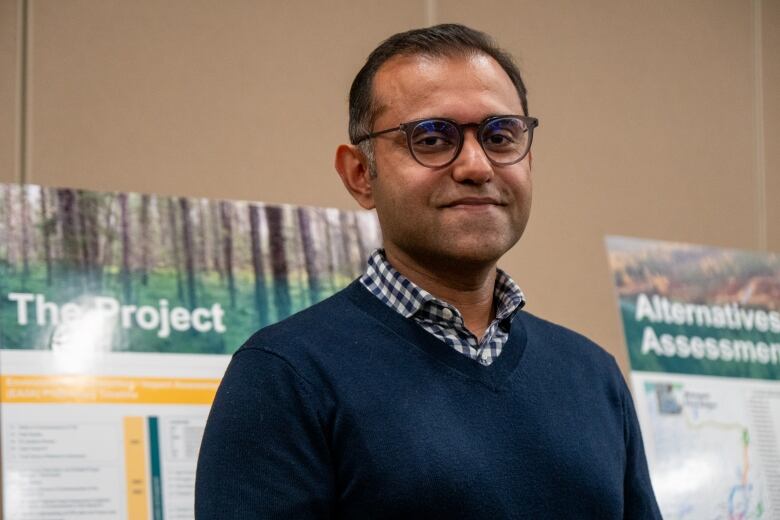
[0,183,381,519]
[606,236,780,520]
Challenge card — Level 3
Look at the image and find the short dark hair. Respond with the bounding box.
[348,24,529,146]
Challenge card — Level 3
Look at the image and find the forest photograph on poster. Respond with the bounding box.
[0,183,381,354]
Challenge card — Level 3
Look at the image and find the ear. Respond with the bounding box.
[334,144,375,209]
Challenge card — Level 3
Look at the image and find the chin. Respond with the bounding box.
[391,225,521,268]
[445,220,523,257]
[435,239,515,267]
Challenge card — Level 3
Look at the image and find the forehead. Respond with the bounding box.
[371,53,523,125]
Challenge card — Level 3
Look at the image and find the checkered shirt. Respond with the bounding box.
[360,249,526,366]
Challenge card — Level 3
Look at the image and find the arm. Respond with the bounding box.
[620,377,663,519]
[195,347,335,519]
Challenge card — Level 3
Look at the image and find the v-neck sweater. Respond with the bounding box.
[195,280,661,519]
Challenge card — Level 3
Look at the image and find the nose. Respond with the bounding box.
[450,130,493,184]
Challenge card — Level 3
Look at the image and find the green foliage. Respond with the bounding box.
[0,184,379,355]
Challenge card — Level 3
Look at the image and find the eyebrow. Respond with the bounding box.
[408,113,515,124]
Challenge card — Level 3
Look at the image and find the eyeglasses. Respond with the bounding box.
[352,115,538,168]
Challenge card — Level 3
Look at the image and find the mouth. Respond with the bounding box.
[441,197,504,209]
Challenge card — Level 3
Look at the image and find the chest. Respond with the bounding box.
[327,370,626,518]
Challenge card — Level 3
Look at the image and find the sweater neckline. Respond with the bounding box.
[344,280,527,391]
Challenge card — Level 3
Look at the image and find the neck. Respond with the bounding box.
[384,246,497,339]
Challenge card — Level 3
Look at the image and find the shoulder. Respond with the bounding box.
[240,285,354,349]
[231,280,383,374]
[515,310,624,384]
[516,311,612,359]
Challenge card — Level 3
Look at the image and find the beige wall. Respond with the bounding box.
[765,0,780,253]
[1,0,777,374]
[0,0,19,184]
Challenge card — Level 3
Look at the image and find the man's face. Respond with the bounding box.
[366,53,532,269]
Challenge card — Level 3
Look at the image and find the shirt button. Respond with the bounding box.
[441,308,453,320]
[479,352,491,365]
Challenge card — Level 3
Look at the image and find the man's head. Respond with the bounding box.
[335,24,535,272]
[348,24,529,175]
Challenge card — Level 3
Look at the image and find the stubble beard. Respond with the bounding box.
[384,212,525,277]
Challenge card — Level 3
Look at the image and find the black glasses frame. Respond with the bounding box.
[352,115,539,168]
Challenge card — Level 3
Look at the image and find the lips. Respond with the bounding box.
[441,196,504,208]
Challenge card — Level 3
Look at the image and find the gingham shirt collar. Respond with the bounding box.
[360,249,525,365]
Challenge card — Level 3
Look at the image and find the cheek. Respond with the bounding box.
[521,177,532,204]
[508,166,532,200]
[374,161,439,209]
[369,177,409,225]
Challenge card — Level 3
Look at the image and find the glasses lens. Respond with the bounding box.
[480,117,530,165]
[409,120,460,167]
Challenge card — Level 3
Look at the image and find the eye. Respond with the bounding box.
[410,120,459,155]
[414,134,453,148]
[485,133,514,145]
[481,117,528,152]
[482,131,517,149]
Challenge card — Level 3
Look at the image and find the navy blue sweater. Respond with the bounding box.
[195,280,661,518]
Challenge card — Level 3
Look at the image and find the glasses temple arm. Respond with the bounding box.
[352,126,402,145]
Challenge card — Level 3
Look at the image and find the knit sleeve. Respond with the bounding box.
[195,347,334,519]
[620,375,663,519]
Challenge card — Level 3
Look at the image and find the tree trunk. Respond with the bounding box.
[167,198,184,302]
[100,195,117,281]
[321,209,337,293]
[339,211,356,278]
[179,198,198,308]
[210,200,224,281]
[77,196,92,286]
[4,185,17,268]
[140,194,151,286]
[56,188,82,286]
[39,186,53,286]
[119,193,132,301]
[20,187,30,280]
[76,191,101,290]
[351,212,369,269]
[220,201,236,307]
[297,207,321,302]
[265,205,291,319]
[197,200,209,272]
[248,204,270,325]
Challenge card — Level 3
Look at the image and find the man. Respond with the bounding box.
[195,24,661,519]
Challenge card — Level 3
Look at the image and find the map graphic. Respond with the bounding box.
[634,374,780,519]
